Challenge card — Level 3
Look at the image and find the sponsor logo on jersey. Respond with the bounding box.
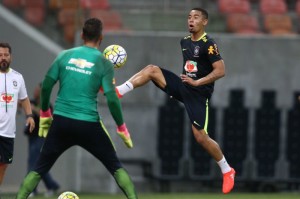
[68,58,94,69]
[0,93,14,103]
[208,44,220,55]
[184,60,198,73]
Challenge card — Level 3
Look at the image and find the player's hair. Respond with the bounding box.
[0,42,12,53]
[191,8,208,19]
[82,18,103,42]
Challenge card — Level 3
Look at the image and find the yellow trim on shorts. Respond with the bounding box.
[100,120,116,151]
[204,99,209,134]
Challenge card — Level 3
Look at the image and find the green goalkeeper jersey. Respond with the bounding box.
[45,45,115,122]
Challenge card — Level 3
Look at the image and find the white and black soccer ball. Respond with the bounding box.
[103,44,127,68]
[57,191,79,199]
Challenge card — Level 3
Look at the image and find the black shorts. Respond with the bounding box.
[33,115,122,175]
[153,68,210,131]
[0,135,14,164]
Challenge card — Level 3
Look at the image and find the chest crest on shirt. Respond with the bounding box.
[13,80,17,87]
[194,46,200,57]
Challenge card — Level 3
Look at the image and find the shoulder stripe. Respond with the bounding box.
[183,35,191,40]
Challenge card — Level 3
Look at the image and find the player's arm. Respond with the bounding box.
[204,59,225,83]
[105,90,133,148]
[19,97,32,116]
[19,97,35,133]
[38,76,56,138]
[101,59,123,124]
[40,76,56,111]
[38,51,61,137]
[102,60,133,148]
[105,90,124,126]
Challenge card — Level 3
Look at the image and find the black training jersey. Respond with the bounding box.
[180,32,222,98]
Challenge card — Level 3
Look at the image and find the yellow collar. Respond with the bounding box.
[192,32,207,41]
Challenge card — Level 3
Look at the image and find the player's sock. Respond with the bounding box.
[217,156,231,174]
[114,168,138,199]
[116,81,134,96]
[16,171,41,199]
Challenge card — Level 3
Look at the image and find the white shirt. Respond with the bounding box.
[0,68,28,138]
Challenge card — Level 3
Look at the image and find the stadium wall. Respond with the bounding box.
[1,7,300,192]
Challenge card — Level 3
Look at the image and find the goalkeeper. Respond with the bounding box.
[16,18,137,199]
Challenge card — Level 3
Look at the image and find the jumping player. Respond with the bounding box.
[116,8,235,194]
[16,18,137,199]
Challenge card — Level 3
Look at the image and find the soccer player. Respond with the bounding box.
[0,42,35,186]
[116,8,235,194]
[16,18,137,199]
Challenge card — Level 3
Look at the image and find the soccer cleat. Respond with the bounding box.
[99,87,104,93]
[117,131,133,148]
[222,167,236,194]
[115,87,123,98]
[99,87,122,98]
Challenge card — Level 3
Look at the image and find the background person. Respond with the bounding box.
[0,42,35,186]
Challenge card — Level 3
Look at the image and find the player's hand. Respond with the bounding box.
[117,123,133,148]
[38,109,53,138]
[26,116,35,133]
[180,74,199,86]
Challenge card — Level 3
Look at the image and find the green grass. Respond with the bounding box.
[2,193,300,199]
[79,193,300,199]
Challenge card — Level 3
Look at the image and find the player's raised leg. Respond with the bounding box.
[192,125,235,194]
[116,64,166,97]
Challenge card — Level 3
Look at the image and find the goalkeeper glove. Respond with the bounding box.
[117,123,133,148]
[38,109,53,138]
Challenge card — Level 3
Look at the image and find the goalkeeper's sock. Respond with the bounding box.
[116,81,134,96]
[217,156,231,174]
[16,171,41,199]
[114,168,138,199]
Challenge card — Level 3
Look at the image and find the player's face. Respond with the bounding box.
[0,47,11,72]
[188,10,208,33]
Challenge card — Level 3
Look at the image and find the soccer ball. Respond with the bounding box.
[57,191,79,199]
[103,44,127,68]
